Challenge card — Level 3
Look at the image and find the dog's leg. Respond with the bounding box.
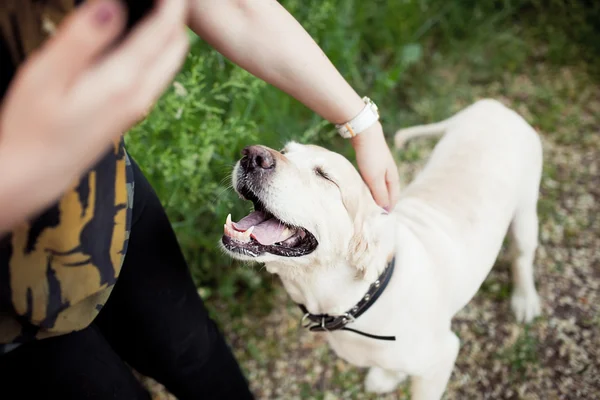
[508,204,542,323]
[364,367,407,394]
[410,332,459,400]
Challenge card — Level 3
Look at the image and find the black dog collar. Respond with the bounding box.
[297,258,396,341]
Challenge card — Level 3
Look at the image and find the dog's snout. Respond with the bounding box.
[241,146,275,171]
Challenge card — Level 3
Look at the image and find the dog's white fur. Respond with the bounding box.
[225,99,543,399]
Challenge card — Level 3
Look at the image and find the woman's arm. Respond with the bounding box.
[188,0,364,125]
[187,0,400,209]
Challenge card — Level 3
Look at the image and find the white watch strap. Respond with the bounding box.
[335,97,380,139]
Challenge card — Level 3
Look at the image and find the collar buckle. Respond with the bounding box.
[300,312,312,328]
[321,316,328,331]
[342,312,355,324]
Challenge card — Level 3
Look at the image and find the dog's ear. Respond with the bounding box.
[341,181,393,281]
[347,212,393,282]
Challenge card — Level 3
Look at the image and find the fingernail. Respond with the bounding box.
[94,1,116,25]
[383,206,390,213]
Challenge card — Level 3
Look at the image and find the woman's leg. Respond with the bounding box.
[0,324,150,399]
[95,158,253,400]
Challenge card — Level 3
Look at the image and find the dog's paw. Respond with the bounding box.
[364,367,406,394]
[511,289,541,323]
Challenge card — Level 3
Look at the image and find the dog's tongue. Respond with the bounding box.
[232,211,266,231]
[250,219,291,245]
[231,211,294,245]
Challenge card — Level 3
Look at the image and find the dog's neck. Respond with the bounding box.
[269,212,397,316]
[279,263,374,315]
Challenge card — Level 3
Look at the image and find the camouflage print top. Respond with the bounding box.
[0,0,134,353]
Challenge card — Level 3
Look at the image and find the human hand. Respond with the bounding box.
[0,0,188,231]
[351,123,400,211]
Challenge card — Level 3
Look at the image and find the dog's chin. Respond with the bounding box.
[221,184,319,260]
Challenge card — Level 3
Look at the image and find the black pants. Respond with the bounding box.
[0,159,254,400]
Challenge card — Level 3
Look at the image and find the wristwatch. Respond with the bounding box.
[335,97,380,139]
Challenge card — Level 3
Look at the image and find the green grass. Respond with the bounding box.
[499,326,540,380]
[125,0,600,300]
[479,277,513,302]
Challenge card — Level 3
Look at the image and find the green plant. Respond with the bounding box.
[125,43,267,292]
[125,0,600,300]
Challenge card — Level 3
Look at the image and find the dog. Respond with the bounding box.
[221,99,543,399]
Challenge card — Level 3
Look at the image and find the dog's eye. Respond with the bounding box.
[314,167,331,181]
[280,148,287,155]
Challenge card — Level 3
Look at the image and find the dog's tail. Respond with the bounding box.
[394,118,451,149]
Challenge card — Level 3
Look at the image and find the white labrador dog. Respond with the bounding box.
[221,99,542,399]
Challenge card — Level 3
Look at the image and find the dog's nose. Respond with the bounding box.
[241,146,275,171]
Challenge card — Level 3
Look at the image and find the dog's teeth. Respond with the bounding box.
[224,215,254,243]
[238,232,249,242]
[237,226,253,243]
[224,223,253,243]
[224,224,237,239]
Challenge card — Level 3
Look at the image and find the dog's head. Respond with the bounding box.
[221,142,393,278]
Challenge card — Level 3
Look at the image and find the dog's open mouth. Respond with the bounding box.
[222,186,318,258]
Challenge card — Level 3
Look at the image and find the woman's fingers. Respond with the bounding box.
[74,29,189,145]
[369,176,390,211]
[100,0,187,84]
[76,0,187,108]
[386,165,401,210]
[0,0,188,231]
[129,30,190,124]
[32,0,127,87]
[103,29,190,132]
[120,0,188,63]
[5,0,189,169]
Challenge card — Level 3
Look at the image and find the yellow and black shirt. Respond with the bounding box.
[0,0,134,353]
